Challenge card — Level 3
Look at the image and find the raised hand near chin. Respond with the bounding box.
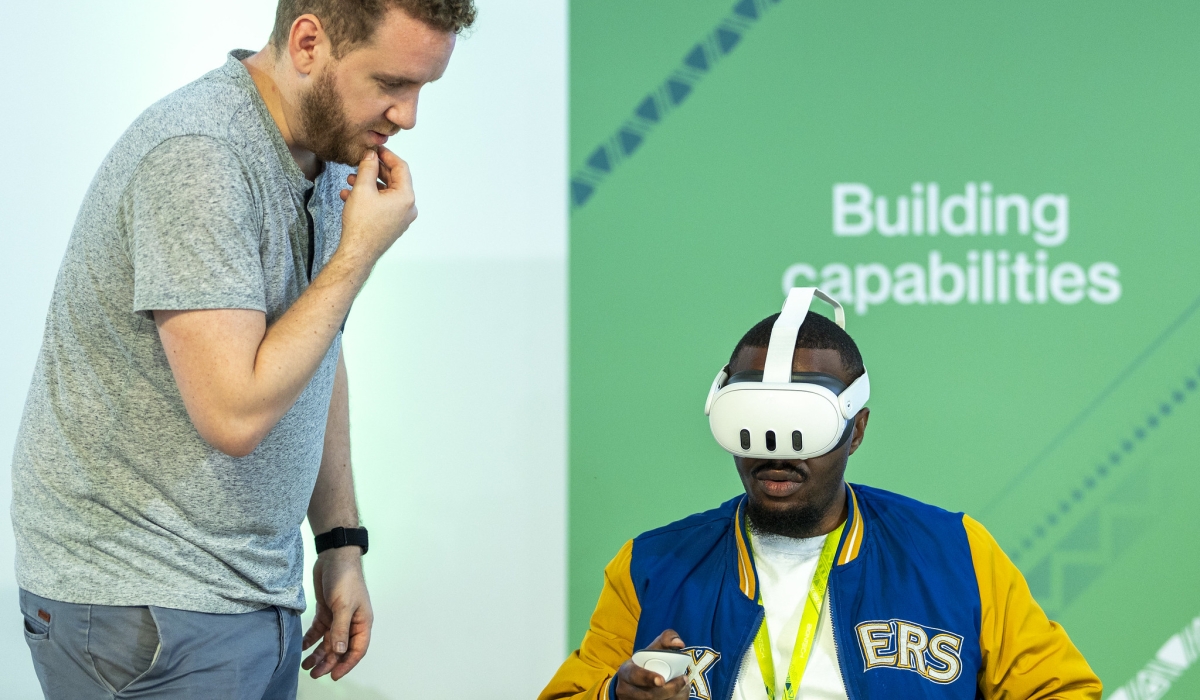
[337,146,418,265]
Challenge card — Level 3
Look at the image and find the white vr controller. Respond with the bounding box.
[631,650,692,682]
[704,287,870,459]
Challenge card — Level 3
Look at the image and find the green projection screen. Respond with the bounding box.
[568,0,1200,694]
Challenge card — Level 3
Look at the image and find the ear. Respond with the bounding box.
[287,13,329,76]
[846,407,870,456]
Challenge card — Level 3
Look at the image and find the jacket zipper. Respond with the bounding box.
[724,607,765,700]
[827,586,855,700]
[724,594,852,700]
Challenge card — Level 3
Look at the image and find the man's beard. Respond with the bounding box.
[746,497,828,539]
[298,69,363,166]
[745,463,843,538]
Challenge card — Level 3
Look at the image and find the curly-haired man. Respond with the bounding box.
[12,2,474,698]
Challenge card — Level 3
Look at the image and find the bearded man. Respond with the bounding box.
[540,293,1102,700]
[11,1,474,697]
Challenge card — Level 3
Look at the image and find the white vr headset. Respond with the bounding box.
[704,287,870,460]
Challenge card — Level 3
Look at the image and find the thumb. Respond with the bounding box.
[351,149,379,198]
[325,599,354,656]
[651,628,685,650]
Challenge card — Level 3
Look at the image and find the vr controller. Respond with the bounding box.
[631,650,692,682]
[705,287,870,459]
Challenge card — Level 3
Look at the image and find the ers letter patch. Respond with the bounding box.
[855,619,964,684]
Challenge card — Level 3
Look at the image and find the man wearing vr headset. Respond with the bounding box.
[541,288,1100,700]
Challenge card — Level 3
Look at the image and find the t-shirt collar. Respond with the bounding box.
[223,49,316,194]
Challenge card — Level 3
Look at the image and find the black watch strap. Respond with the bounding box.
[315,526,369,555]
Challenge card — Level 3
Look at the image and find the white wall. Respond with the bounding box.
[0,2,566,698]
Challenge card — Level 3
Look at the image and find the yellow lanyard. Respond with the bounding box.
[750,521,844,700]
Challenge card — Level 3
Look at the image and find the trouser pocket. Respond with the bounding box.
[18,589,51,642]
[87,604,161,693]
[21,609,49,640]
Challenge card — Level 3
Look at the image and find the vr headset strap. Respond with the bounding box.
[839,372,871,419]
[763,288,814,383]
[763,287,847,384]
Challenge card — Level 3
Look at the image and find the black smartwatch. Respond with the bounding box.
[315,526,369,556]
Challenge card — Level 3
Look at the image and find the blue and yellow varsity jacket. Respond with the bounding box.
[541,484,1101,700]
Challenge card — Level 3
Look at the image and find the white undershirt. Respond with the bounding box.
[731,529,849,700]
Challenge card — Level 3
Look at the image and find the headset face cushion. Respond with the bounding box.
[727,371,848,394]
[708,382,846,459]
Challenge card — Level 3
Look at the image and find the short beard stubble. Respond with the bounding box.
[298,69,362,166]
[746,464,845,539]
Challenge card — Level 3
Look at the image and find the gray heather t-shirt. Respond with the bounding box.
[11,51,354,613]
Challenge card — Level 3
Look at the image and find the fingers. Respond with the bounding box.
[615,630,689,700]
[621,661,666,688]
[345,174,385,191]
[615,661,690,700]
[661,675,689,699]
[343,151,387,203]
[301,645,327,673]
[308,644,338,678]
[648,629,685,650]
[329,613,372,681]
[302,569,331,651]
[376,146,411,192]
[307,616,371,679]
[376,146,399,182]
[301,615,330,651]
[351,149,379,197]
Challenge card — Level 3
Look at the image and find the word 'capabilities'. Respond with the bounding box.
[784,252,1120,315]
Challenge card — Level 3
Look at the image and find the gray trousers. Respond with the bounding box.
[20,588,302,699]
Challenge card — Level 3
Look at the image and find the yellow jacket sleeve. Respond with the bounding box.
[539,540,641,700]
[963,515,1102,700]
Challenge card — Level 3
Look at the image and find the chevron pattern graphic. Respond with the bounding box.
[1019,363,1196,615]
[1106,615,1200,700]
[989,293,1200,616]
[1021,469,1159,616]
[1009,367,1197,567]
[569,0,783,209]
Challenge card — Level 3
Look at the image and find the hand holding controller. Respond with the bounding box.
[632,650,691,681]
[614,629,692,700]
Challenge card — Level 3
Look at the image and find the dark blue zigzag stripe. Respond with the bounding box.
[982,288,1200,518]
[1010,360,1200,564]
[570,0,779,209]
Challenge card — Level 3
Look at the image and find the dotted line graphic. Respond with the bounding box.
[569,0,782,210]
[1010,365,1199,563]
[983,290,1200,517]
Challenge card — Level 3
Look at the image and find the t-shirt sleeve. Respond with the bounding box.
[124,135,266,318]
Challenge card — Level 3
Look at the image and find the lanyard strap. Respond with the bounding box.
[750,521,845,700]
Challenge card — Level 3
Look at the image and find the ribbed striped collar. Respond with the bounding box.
[734,483,865,600]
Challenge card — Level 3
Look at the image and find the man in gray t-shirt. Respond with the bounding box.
[12,2,475,697]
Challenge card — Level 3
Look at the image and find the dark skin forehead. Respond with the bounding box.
[729,346,853,384]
